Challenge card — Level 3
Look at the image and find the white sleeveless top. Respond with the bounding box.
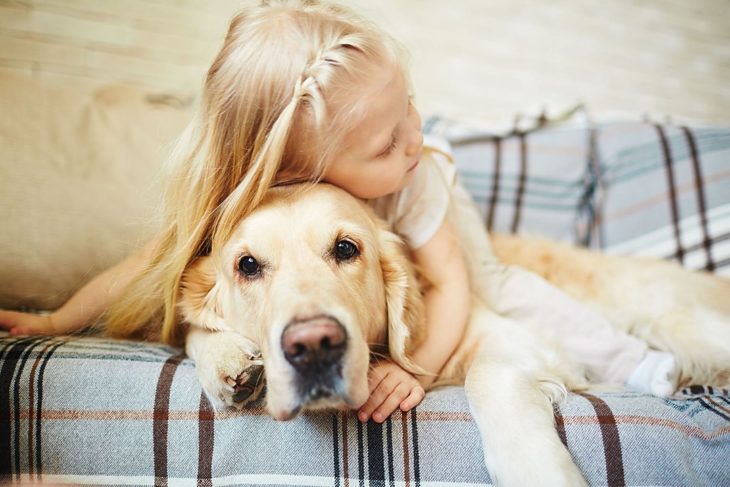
[367,135,456,249]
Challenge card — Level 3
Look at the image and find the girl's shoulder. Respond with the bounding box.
[368,135,456,249]
[422,134,453,166]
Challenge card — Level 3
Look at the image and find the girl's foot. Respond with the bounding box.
[626,350,678,397]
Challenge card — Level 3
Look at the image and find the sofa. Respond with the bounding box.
[1,72,729,486]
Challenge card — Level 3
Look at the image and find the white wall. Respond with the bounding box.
[1,0,728,124]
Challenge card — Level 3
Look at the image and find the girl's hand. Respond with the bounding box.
[0,310,58,336]
[357,361,425,423]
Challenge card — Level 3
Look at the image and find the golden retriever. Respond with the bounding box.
[180,182,730,486]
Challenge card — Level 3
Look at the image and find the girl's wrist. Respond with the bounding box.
[417,374,435,389]
[47,311,67,333]
[48,309,79,333]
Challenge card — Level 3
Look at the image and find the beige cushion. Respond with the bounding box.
[0,73,192,309]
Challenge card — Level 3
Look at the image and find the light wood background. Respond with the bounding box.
[1,0,728,125]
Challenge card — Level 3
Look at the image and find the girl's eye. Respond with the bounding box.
[334,239,360,262]
[378,135,397,158]
[238,255,261,278]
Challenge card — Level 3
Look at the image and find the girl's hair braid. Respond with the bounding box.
[105,1,407,344]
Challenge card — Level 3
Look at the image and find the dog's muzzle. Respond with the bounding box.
[281,315,347,402]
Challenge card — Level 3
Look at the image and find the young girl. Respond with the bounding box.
[0,0,677,423]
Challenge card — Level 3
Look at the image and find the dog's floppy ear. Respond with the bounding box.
[178,256,231,332]
[378,226,427,375]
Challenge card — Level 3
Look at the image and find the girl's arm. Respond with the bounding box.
[357,219,471,422]
[408,218,471,388]
[0,237,160,336]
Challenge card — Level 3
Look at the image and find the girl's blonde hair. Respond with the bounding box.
[105,0,407,344]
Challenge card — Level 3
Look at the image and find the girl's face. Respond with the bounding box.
[322,68,423,200]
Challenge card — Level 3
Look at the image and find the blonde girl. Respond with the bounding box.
[0,0,472,423]
[0,0,677,422]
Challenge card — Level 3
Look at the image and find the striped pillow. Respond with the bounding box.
[424,115,596,244]
[590,122,729,275]
[424,115,730,276]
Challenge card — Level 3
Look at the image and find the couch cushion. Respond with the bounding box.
[0,73,192,310]
[1,334,728,485]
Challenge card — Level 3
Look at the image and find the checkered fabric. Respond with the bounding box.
[1,335,729,486]
[425,115,730,275]
[592,123,729,273]
[424,113,595,244]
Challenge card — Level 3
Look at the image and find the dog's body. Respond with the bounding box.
[181,183,730,486]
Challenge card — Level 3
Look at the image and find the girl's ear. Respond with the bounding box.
[378,226,427,375]
[178,256,231,332]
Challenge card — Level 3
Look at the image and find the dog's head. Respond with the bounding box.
[179,184,424,419]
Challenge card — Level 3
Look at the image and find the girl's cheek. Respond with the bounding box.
[404,119,423,152]
[408,101,422,130]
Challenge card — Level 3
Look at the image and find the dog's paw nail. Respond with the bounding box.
[238,364,264,387]
[247,352,263,364]
[232,364,265,404]
[225,377,237,387]
[243,363,264,376]
[233,385,255,403]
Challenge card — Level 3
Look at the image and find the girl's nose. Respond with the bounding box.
[405,130,423,157]
[405,102,423,157]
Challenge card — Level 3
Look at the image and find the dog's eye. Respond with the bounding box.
[334,239,359,262]
[238,255,261,278]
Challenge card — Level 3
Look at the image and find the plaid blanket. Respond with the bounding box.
[1,335,729,486]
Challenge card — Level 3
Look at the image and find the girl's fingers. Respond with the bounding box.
[0,311,53,335]
[358,374,396,421]
[10,324,50,336]
[359,364,424,422]
[367,364,390,393]
[399,386,425,411]
[372,384,410,423]
[0,310,22,329]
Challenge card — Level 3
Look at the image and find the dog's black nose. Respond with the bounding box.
[281,316,346,371]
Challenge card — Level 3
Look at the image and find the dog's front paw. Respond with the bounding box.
[194,332,265,409]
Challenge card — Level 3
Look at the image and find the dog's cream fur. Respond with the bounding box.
[181,183,730,486]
